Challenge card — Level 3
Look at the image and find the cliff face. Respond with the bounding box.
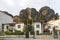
[39,6,59,22]
[19,6,59,22]
[40,7,55,17]
[19,8,39,22]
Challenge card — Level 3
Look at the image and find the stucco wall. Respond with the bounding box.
[32,22,43,34]
[15,23,24,31]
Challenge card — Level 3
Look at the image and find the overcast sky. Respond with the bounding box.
[0,0,60,16]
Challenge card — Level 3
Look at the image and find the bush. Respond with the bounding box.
[30,31,34,35]
[43,32,51,35]
[5,30,24,35]
[5,31,13,35]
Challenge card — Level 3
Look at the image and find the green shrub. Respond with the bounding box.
[5,31,12,35]
[43,32,51,35]
[5,30,24,35]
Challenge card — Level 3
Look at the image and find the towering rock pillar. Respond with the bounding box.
[26,8,32,24]
[27,8,32,20]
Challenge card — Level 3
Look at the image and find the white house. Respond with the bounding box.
[45,18,60,33]
[3,22,42,34]
[32,22,43,34]
[3,23,15,32]
[15,22,24,32]
[3,22,25,32]
[0,11,13,31]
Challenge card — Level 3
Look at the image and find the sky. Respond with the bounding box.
[0,0,60,16]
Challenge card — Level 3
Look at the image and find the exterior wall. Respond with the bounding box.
[15,23,24,32]
[4,25,10,32]
[56,23,60,30]
[45,23,60,33]
[0,12,13,31]
[32,22,43,34]
[45,24,54,33]
[3,24,15,32]
[3,23,24,32]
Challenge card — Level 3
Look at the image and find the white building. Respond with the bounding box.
[45,18,60,33]
[0,11,13,31]
[32,22,43,34]
[15,23,24,32]
[3,22,25,32]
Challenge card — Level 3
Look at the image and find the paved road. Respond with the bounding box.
[0,38,60,40]
[0,35,60,40]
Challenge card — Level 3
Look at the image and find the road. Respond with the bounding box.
[0,38,60,40]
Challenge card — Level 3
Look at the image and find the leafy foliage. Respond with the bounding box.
[5,30,24,35]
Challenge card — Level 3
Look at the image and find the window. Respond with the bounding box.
[18,25,21,28]
[36,25,40,28]
[6,26,9,29]
[48,26,51,29]
[55,26,58,28]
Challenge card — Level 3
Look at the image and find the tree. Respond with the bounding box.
[23,23,33,38]
[19,8,34,38]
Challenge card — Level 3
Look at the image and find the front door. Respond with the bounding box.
[36,31,39,35]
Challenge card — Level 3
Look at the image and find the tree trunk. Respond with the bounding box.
[33,31,36,39]
[25,32,29,38]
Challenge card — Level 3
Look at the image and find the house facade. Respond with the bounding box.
[45,18,60,33]
[0,11,13,31]
[3,22,25,32]
[3,22,43,34]
[32,22,43,34]
[15,23,24,32]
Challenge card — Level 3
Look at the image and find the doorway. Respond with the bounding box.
[36,30,39,35]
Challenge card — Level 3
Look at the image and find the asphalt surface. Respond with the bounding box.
[0,38,60,40]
